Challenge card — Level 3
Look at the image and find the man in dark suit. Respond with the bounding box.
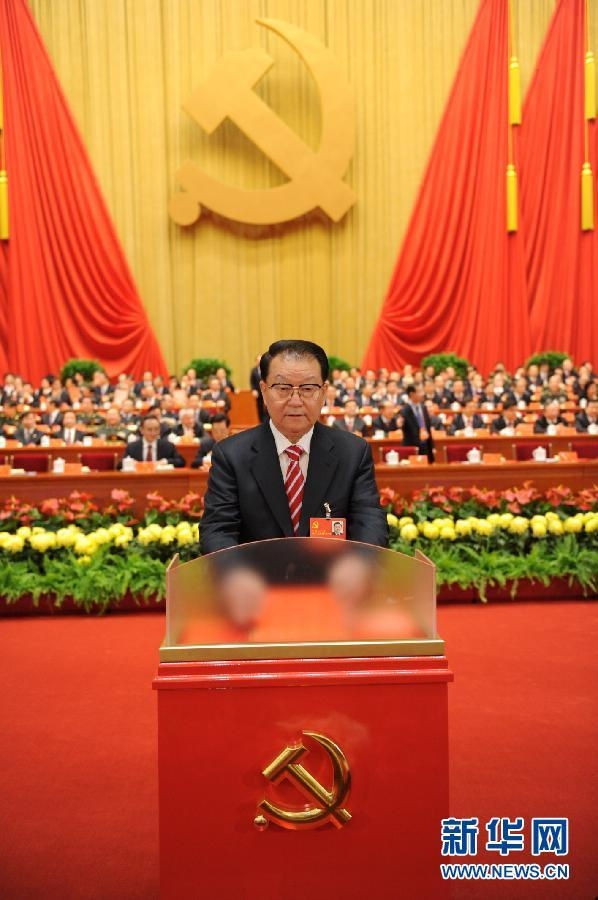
[332,398,367,436]
[448,400,485,435]
[200,340,387,553]
[371,401,399,435]
[120,415,185,468]
[191,414,230,468]
[490,401,524,434]
[171,409,204,440]
[534,401,568,434]
[14,411,43,445]
[400,385,435,462]
[575,400,598,433]
[41,400,63,434]
[57,410,87,444]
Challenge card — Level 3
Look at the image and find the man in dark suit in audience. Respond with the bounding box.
[191,414,231,468]
[200,339,387,553]
[171,409,204,440]
[448,400,485,435]
[533,400,568,434]
[41,400,63,434]
[14,411,43,445]
[202,376,231,413]
[504,377,531,407]
[57,410,87,444]
[371,401,399,435]
[490,400,524,434]
[333,398,366,436]
[401,385,435,461]
[424,399,445,431]
[575,400,598,433]
[120,415,185,467]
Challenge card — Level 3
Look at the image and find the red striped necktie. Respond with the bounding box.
[284,445,304,534]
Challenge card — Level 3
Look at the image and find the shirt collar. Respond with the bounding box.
[269,420,314,457]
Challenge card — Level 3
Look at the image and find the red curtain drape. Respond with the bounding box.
[519,0,598,362]
[0,0,167,382]
[362,0,531,375]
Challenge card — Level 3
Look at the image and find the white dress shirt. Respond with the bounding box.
[269,420,313,481]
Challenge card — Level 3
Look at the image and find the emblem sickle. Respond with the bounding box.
[169,19,356,227]
[255,731,352,831]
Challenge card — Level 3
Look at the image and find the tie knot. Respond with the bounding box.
[285,445,303,462]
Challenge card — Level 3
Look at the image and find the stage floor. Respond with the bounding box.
[1,601,596,899]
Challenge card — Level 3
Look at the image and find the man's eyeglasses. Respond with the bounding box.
[267,383,324,400]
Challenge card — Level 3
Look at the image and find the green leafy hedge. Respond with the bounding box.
[60,358,104,383]
[525,351,570,372]
[328,355,353,373]
[421,352,470,378]
[182,358,231,381]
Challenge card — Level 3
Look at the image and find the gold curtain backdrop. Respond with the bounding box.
[29,0,555,382]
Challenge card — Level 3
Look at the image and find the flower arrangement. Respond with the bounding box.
[382,483,598,600]
[0,484,595,612]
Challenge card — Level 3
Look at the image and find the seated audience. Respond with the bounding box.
[120,415,185,468]
[171,409,204,440]
[371,401,399,435]
[202,376,231,412]
[575,399,598,433]
[96,408,128,442]
[41,399,63,433]
[13,411,43,445]
[190,414,230,468]
[448,400,485,435]
[534,400,568,434]
[491,400,524,434]
[424,399,445,431]
[57,410,87,444]
[333,399,366,436]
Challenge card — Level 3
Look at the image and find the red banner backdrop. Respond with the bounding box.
[520,0,598,363]
[362,0,531,375]
[0,0,167,382]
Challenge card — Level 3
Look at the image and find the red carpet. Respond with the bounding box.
[0,602,596,899]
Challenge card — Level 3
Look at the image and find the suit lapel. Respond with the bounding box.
[250,425,294,536]
[298,423,339,535]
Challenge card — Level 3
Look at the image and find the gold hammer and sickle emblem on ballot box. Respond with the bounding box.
[168,19,356,227]
[254,731,352,831]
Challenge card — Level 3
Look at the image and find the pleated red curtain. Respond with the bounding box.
[0,0,167,382]
[362,0,531,375]
[519,0,598,362]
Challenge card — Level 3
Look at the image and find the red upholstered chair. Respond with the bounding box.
[514,443,550,461]
[445,444,478,463]
[79,452,118,471]
[12,453,50,472]
[383,446,419,462]
[570,441,598,459]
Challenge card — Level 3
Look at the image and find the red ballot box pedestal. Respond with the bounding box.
[154,653,452,900]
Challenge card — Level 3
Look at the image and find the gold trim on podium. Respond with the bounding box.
[159,637,445,662]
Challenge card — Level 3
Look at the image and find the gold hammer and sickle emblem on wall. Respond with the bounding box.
[254,731,352,831]
[168,19,356,227]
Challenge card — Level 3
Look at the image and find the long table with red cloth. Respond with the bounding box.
[0,459,595,515]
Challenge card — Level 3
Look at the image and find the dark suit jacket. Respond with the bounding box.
[13,427,44,445]
[332,416,367,435]
[199,422,388,553]
[448,413,485,435]
[172,422,204,439]
[56,428,87,443]
[533,415,568,434]
[371,414,399,435]
[190,435,216,468]
[575,411,597,433]
[400,404,435,462]
[120,438,185,468]
[490,415,524,434]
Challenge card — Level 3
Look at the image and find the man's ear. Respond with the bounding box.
[259,380,269,411]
